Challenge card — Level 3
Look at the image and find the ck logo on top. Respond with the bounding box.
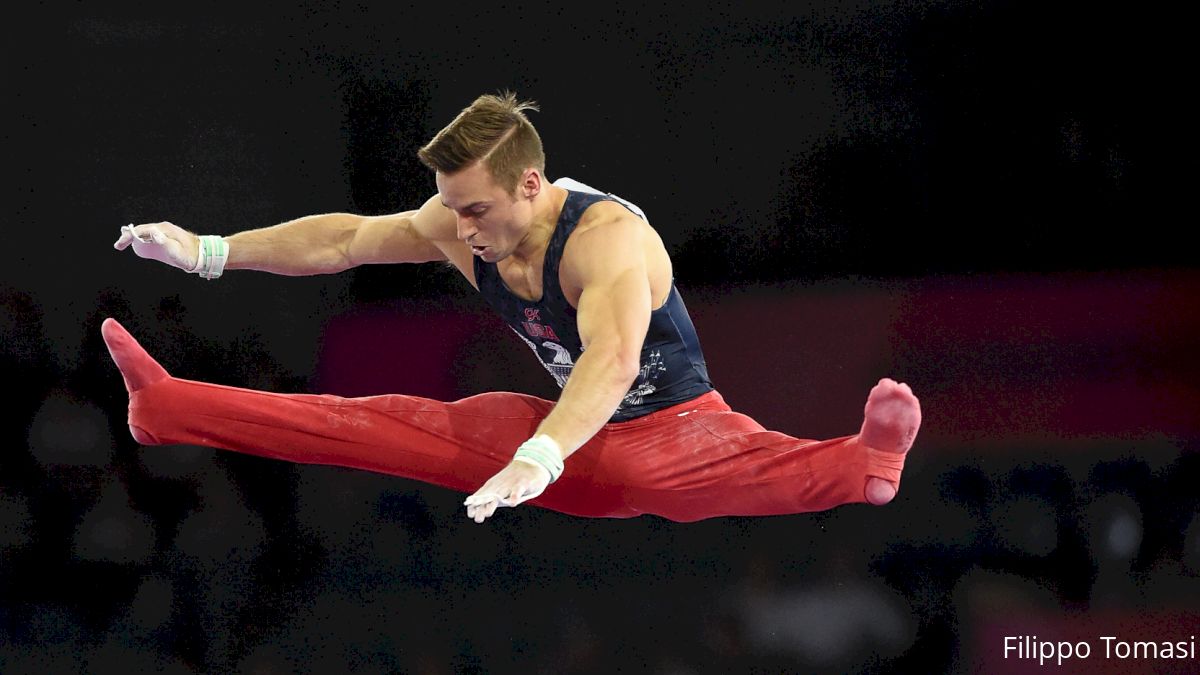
[521,306,560,341]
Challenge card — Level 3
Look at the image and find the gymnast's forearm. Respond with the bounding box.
[224,213,370,276]
[535,344,640,456]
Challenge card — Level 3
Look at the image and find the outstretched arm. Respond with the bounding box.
[464,213,651,523]
[533,220,651,451]
[114,194,457,276]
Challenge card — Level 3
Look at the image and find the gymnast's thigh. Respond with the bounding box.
[433,391,556,451]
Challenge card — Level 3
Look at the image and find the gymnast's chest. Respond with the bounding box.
[496,258,544,302]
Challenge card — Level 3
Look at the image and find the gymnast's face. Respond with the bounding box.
[437,161,536,264]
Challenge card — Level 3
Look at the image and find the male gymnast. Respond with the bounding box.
[106,92,921,524]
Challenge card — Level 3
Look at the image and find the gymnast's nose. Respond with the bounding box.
[456,214,478,241]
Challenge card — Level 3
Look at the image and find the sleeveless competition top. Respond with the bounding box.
[473,177,714,422]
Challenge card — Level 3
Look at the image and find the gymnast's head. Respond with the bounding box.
[420,92,551,260]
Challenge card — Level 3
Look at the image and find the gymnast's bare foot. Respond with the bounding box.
[859,378,921,506]
[101,318,169,444]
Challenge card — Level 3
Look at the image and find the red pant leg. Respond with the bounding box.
[131,377,523,494]
[583,391,906,522]
[128,376,634,517]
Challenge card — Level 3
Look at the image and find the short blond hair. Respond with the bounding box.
[417,91,545,192]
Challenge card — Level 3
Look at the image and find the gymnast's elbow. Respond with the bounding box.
[598,344,643,391]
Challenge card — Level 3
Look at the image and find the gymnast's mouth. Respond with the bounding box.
[471,245,489,256]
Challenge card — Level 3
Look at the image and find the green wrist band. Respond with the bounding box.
[512,434,564,483]
[189,235,228,280]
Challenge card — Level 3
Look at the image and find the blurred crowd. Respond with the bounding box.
[2,287,1197,674]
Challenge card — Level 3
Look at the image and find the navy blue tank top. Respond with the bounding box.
[474,178,714,421]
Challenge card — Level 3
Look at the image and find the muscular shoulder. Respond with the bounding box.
[410,194,460,243]
[409,193,477,285]
[565,201,648,267]
[560,198,672,302]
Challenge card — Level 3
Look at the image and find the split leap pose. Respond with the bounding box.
[107,93,921,524]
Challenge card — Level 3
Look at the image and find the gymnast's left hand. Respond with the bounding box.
[464,461,550,523]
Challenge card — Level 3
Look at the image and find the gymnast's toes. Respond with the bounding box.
[859,378,921,456]
[101,318,170,393]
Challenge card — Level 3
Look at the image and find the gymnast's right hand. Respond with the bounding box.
[114,222,199,272]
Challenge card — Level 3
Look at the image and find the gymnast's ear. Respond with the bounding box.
[518,168,543,199]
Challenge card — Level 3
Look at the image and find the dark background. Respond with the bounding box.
[3,1,1196,673]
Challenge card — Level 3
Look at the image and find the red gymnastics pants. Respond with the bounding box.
[124,377,905,522]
